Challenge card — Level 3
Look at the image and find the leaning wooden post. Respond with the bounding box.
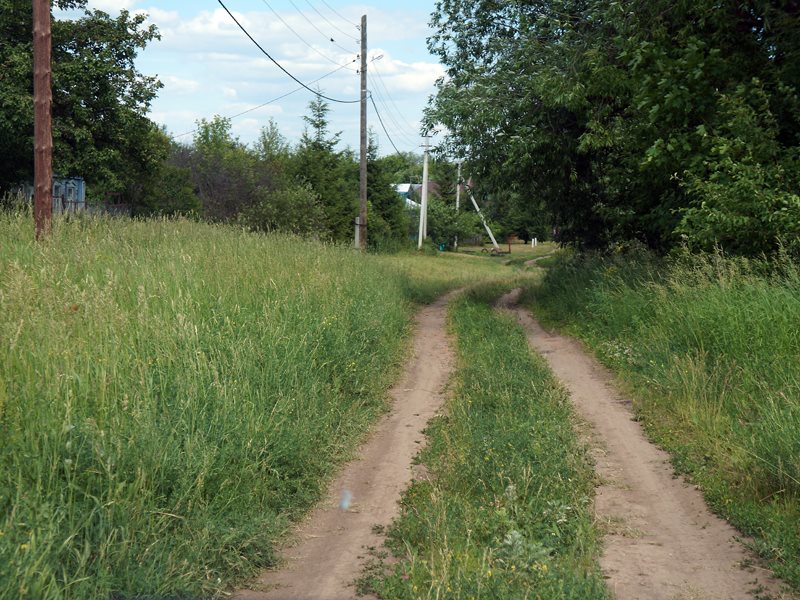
[33,0,53,240]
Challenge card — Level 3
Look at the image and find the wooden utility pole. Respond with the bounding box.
[358,14,367,250]
[33,0,53,240]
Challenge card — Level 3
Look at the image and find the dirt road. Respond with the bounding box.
[234,292,456,600]
[499,289,788,600]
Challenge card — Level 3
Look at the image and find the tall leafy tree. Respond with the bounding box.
[427,0,800,255]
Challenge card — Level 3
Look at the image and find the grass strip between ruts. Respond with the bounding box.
[361,284,608,599]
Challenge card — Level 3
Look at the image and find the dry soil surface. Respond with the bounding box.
[234,292,456,600]
[498,288,790,600]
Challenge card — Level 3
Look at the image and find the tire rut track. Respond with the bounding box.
[498,288,790,600]
[234,291,457,600]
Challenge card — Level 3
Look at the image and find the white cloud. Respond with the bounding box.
[135,7,180,26]
[369,50,444,93]
[163,75,200,94]
[225,102,284,117]
[87,0,138,12]
[132,3,441,152]
[232,118,261,138]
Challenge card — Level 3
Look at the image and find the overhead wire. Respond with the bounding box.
[284,0,357,54]
[368,81,420,148]
[302,0,359,43]
[317,0,358,27]
[257,0,357,68]
[371,59,420,133]
[366,59,424,148]
[172,59,356,139]
[368,93,404,156]
[367,73,420,147]
[217,0,359,104]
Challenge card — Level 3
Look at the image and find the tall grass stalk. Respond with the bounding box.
[1,211,496,599]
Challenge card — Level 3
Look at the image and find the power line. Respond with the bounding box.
[258,0,357,68]
[371,59,420,133]
[302,0,358,43]
[217,0,359,104]
[172,59,356,139]
[369,93,403,156]
[317,0,358,27]
[284,0,357,54]
[368,73,420,146]
[369,81,420,148]
[367,64,422,148]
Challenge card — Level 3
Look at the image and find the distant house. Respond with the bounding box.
[395,183,420,209]
[19,176,86,214]
[410,182,441,203]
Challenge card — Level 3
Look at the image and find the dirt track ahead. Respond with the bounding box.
[499,288,789,600]
[234,292,456,600]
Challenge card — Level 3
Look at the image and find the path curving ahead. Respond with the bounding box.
[498,289,789,600]
[234,292,457,600]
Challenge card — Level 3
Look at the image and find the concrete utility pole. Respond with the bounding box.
[357,14,368,250]
[417,136,430,249]
[466,182,500,251]
[454,161,462,251]
[33,0,53,240]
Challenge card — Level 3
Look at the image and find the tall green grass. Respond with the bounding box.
[525,250,800,589]
[0,212,471,599]
[362,285,607,599]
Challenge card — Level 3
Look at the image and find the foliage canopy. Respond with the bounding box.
[427,0,800,255]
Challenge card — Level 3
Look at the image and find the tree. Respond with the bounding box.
[426,196,481,250]
[366,133,409,250]
[185,116,269,221]
[426,0,800,255]
[292,96,357,242]
[0,0,163,204]
[377,151,423,184]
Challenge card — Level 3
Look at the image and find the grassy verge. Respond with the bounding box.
[361,284,607,599]
[523,251,800,590]
[0,213,506,599]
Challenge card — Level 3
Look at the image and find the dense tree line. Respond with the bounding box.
[0,0,484,249]
[427,0,800,255]
[171,108,413,249]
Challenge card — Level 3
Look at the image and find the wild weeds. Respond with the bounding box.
[1,214,419,599]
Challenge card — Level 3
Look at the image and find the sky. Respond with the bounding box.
[64,0,444,155]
